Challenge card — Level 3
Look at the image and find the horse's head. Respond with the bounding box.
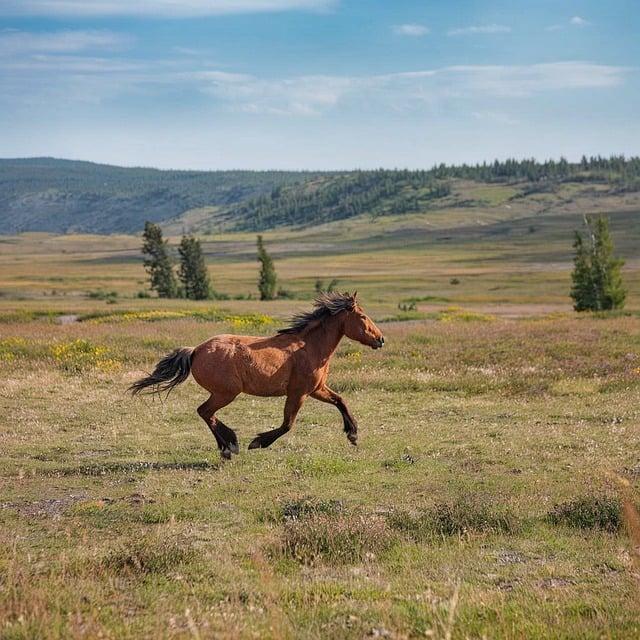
[343,293,385,349]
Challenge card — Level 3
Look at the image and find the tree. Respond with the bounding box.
[178,235,211,300]
[257,235,277,300]
[141,221,178,298]
[570,216,626,311]
[590,216,626,310]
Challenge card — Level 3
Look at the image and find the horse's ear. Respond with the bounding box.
[353,290,358,300]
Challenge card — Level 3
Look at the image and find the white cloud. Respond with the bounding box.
[1,56,627,115]
[0,0,336,17]
[0,30,132,55]
[545,24,563,32]
[570,16,590,27]
[393,24,430,37]
[196,61,627,116]
[447,24,511,36]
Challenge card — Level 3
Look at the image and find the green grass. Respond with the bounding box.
[1,312,640,638]
[1,199,640,637]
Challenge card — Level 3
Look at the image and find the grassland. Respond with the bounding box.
[1,193,640,638]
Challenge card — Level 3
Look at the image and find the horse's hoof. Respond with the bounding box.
[248,437,262,450]
[220,448,232,460]
[228,442,240,455]
[347,434,358,446]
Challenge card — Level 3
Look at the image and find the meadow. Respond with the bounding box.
[1,205,640,638]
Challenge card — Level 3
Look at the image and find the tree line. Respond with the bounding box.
[232,155,640,231]
[142,222,280,301]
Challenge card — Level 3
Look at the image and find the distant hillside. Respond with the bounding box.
[0,158,318,234]
[1,156,639,234]
[229,156,640,231]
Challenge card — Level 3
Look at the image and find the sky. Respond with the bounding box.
[0,0,638,170]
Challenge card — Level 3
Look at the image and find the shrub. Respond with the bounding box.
[274,514,394,564]
[100,538,195,575]
[548,495,622,532]
[388,498,519,539]
[280,497,344,521]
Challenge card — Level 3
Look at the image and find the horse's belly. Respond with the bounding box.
[241,361,290,397]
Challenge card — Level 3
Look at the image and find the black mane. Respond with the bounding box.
[278,292,357,335]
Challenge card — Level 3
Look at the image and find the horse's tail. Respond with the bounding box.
[128,347,194,397]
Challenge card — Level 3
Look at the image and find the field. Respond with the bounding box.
[1,202,640,638]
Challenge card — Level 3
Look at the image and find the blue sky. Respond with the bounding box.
[1,0,638,169]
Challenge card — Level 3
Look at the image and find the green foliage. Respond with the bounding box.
[256,235,277,300]
[0,157,318,234]
[178,235,211,300]
[141,222,178,299]
[548,495,622,532]
[571,216,626,311]
[232,155,640,231]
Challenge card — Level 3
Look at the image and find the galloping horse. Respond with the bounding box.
[129,292,385,458]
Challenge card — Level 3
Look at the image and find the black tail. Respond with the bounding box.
[128,347,194,397]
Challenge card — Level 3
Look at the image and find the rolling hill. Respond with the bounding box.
[0,158,319,234]
[1,156,639,235]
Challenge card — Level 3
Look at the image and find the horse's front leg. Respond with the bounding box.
[311,385,358,446]
[248,392,307,450]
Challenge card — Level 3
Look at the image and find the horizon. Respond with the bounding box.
[1,0,639,169]
[3,151,637,174]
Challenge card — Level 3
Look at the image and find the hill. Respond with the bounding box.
[0,158,318,234]
[228,156,640,231]
[1,156,639,235]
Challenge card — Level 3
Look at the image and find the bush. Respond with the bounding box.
[100,538,195,575]
[547,495,622,532]
[280,497,344,521]
[388,498,519,539]
[273,514,394,565]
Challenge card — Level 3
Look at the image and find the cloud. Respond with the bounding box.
[1,56,628,115]
[0,30,132,55]
[393,24,430,37]
[545,24,563,32]
[447,24,511,36]
[196,61,627,115]
[570,16,590,27]
[0,0,336,17]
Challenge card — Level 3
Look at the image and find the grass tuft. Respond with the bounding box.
[388,497,520,539]
[272,513,394,565]
[548,495,622,532]
[100,537,196,575]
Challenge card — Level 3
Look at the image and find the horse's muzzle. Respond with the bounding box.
[373,337,385,349]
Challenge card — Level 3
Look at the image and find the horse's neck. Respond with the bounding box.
[302,316,344,366]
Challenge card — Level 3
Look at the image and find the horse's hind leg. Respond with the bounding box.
[197,393,239,460]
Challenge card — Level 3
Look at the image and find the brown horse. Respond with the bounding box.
[129,292,385,458]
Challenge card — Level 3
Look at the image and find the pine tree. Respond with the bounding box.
[141,221,178,298]
[590,216,626,310]
[570,216,626,311]
[570,231,594,311]
[257,235,277,300]
[178,235,211,300]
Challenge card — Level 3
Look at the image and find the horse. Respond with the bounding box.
[129,292,385,459]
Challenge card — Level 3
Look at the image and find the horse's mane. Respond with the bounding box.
[278,292,357,335]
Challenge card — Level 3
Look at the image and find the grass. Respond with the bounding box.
[1,311,640,638]
[1,208,640,637]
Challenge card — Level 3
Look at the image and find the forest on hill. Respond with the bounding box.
[0,158,319,234]
[1,155,639,234]
[231,155,640,231]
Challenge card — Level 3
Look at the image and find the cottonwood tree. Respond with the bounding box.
[571,216,626,311]
[142,221,178,298]
[178,235,212,300]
